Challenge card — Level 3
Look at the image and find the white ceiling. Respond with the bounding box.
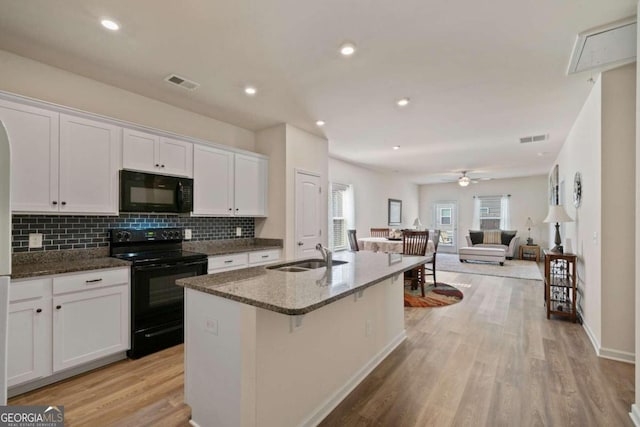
[0,0,635,183]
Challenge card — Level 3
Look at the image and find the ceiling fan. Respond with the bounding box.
[441,171,490,187]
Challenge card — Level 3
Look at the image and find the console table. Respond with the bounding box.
[544,250,577,322]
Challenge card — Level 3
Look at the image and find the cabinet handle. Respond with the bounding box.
[224,260,233,264]
[85,278,103,284]
[61,201,67,206]
[161,165,165,168]
[56,305,62,310]
[52,201,58,205]
[228,208,232,211]
[235,208,239,211]
[36,308,42,313]
[155,164,160,167]
[261,255,269,258]
[298,241,304,246]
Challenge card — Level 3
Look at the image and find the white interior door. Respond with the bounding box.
[433,201,457,253]
[295,171,322,259]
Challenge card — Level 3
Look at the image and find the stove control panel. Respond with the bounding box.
[110,228,184,243]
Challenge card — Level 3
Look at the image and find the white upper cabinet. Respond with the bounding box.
[234,154,267,216]
[193,145,234,215]
[193,147,267,217]
[59,114,120,214]
[123,129,193,177]
[0,100,120,215]
[0,99,59,213]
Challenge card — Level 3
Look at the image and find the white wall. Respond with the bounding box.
[635,0,640,419]
[600,64,636,355]
[255,124,286,241]
[554,63,636,362]
[418,175,549,251]
[328,157,419,239]
[553,76,603,349]
[0,49,255,151]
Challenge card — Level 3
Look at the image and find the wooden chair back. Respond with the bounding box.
[403,231,429,256]
[347,229,359,251]
[370,228,390,237]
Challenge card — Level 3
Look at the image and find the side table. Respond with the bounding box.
[544,250,577,322]
[519,244,540,262]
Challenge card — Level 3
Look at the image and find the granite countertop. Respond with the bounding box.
[183,238,283,256]
[176,251,428,315]
[11,248,131,280]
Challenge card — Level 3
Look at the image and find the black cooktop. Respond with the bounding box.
[113,250,207,266]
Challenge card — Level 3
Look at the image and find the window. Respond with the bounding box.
[479,196,501,230]
[329,183,353,251]
[472,195,510,230]
[439,208,452,225]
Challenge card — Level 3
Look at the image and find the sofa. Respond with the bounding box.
[464,230,520,259]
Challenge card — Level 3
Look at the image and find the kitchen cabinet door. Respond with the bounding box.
[59,114,121,215]
[158,137,193,177]
[122,128,159,173]
[0,99,59,213]
[234,154,267,216]
[7,298,52,387]
[193,145,234,216]
[52,284,129,372]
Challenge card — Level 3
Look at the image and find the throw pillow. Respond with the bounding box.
[469,231,483,245]
[483,230,502,245]
[501,230,517,246]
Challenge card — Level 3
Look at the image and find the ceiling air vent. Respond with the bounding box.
[520,134,549,144]
[164,74,200,91]
[568,16,637,74]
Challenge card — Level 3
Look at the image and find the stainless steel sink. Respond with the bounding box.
[267,259,348,272]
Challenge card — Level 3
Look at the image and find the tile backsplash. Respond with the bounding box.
[12,214,255,253]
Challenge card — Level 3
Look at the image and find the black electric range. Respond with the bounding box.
[110,228,207,359]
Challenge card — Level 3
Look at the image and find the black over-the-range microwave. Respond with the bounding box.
[120,170,194,213]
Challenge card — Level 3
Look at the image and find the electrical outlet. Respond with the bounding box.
[365,320,373,337]
[236,227,242,237]
[29,233,43,249]
[184,229,192,240]
[205,317,218,335]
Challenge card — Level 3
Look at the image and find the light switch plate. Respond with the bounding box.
[29,233,43,248]
[236,227,242,237]
[184,229,192,240]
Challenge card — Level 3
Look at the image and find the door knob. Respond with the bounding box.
[297,241,303,246]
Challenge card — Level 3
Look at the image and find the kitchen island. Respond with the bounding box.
[176,251,428,427]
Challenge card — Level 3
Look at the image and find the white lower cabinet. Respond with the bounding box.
[7,279,52,387]
[7,267,130,388]
[208,249,282,273]
[52,285,128,372]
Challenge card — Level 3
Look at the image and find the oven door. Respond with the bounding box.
[131,259,207,327]
[120,170,184,213]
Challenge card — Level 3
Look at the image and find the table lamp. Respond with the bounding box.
[413,218,423,230]
[543,205,573,253]
[525,217,534,245]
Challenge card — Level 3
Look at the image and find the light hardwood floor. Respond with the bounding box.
[9,271,635,426]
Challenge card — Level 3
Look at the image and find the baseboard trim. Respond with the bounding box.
[8,352,127,398]
[582,320,635,364]
[630,404,640,426]
[300,330,407,427]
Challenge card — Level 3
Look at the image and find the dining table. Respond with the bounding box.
[357,236,436,255]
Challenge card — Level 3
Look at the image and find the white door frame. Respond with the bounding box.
[433,200,458,253]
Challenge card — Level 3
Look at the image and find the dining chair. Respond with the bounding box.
[347,229,359,251]
[402,230,429,297]
[425,229,441,286]
[370,228,390,237]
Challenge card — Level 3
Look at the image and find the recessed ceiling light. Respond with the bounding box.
[100,19,120,31]
[339,42,356,57]
[244,86,257,96]
[316,120,326,127]
[396,98,410,107]
[393,145,400,150]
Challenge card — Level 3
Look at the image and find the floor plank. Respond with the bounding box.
[9,270,635,427]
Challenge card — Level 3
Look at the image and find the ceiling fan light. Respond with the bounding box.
[458,176,471,187]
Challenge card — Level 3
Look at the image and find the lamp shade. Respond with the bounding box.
[413,218,423,227]
[543,205,573,223]
[525,217,534,228]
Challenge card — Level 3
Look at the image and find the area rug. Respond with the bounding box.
[404,281,464,308]
[436,253,543,281]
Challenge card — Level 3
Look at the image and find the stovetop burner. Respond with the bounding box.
[109,228,207,266]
